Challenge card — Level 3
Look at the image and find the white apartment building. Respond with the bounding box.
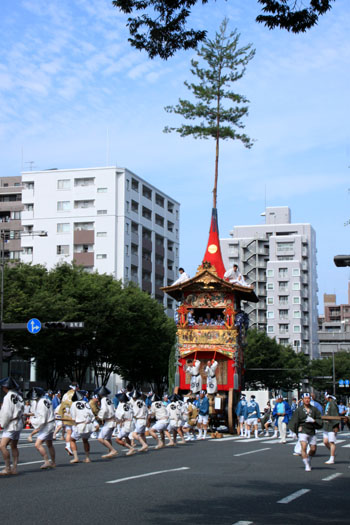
[20,166,180,315]
[221,207,319,359]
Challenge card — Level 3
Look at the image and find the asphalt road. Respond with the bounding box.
[0,430,349,524]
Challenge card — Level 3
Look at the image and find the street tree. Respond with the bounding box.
[3,263,175,391]
[244,329,309,392]
[112,0,335,59]
[309,350,350,393]
[164,18,255,208]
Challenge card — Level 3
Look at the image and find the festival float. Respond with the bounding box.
[162,208,258,433]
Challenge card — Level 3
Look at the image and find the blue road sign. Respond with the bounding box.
[27,318,41,334]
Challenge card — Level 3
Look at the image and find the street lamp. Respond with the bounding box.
[0,229,47,377]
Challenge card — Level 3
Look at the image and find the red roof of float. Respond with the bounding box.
[202,208,226,278]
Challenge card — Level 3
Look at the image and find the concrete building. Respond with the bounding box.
[0,176,23,261]
[318,286,350,357]
[20,166,180,316]
[221,206,319,359]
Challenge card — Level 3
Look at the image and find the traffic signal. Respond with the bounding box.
[44,322,67,329]
[334,255,350,267]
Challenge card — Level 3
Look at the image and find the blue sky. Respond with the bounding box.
[1,0,350,309]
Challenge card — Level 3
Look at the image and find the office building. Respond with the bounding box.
[318,286,350,357]
[221,206,319,359]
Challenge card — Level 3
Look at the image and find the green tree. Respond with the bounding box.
[309,350,350,393]
[164,18,255,208]
[112,0,335,59]
[3,263,175,391]
[244,329,309,392]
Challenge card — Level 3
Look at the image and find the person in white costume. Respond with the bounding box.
[115,392,136,456]
[0,377,24,475]
[224,264,251,287]
[185,359,202,394]
[96,385,118,459]
[167,395,186,445]
[172,268,190,286]
[205,360,218,394]
[130,391,149,452]
[57,382,79,457]
[27,387,56,469]
[148,394,173,449]
[70,391,95,463]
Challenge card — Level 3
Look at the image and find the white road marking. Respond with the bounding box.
[232,521,253,524]
[234,448,271,457]
[322,473,343,481]
[277,489,310,504]
[17,460,46,466]
[211,436,244,442]
[106,466,190,484]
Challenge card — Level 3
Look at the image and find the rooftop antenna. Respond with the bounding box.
[106,127,110,167]
[25,161,35,171]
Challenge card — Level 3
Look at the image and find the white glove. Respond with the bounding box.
[305,416,315,423]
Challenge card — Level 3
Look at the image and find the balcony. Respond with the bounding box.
[142,237,152,252]
[74,230,94,244]
[142,280,152,293]
[74,252,94,267]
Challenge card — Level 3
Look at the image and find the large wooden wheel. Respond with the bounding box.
[228,388,234,433]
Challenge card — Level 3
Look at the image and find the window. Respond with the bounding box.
[74,200,94,209]
[267,297,274,305]
[126,201,130,212]
[131,244,138,255]
[74,177,94,187]
[167,299,173,309]
[131,265,138,277]
[168,202,174,213]
[57,245,69,255]
[293,340,301,348]
[0,194,22,202]
[74,222,94,230]
[23,247,33,255]
[293,325,301,333]
[279,295,288,305]
[267,283,274,290]
[293,310,301,318]
[96,254,107,259]
[167,221,174,232]
[279,338,289,346]
[131,179,139,192]
[23,181,34,190]
[142,185,152,200]
[267,311,274,319]
[142,206,152,220]
[125,222,129,234]
[266,269,274,277]
[156,194,164,207]
[277,242,294,252]
[277,256,294,261]
[96,232,107,237]
[279,281,288,291]
[156,235,164,248]
[142,269,151,281]
[14,182,20,187]
[267,326,274,333]
[292,268,300,276]
[57,223,70,233]
[279,309,288,319]
[131,222,138,234]
[24,203,34,211]
[23,225,33,233]
[292,282,300,291]
[57,201,70,211]
[125,267,129,278]
[11,211,21,220]
[9,251,21,259]
[293,296,300,304]
[155,254,164,265]
[131,200,139,212]
[155,214,164,227]
[97,210,107,215]
[142,228,152,242]
[97,187,107,193]
[57,179,70,190]
[279,324,289,333]
[279,268,288,278]
[125,245,129,256]
[74,244,93,253]
[126,179,130,191]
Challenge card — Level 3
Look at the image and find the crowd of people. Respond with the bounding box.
[1,374,349,476]
[236,391,349,471]
[0,376,212,475]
